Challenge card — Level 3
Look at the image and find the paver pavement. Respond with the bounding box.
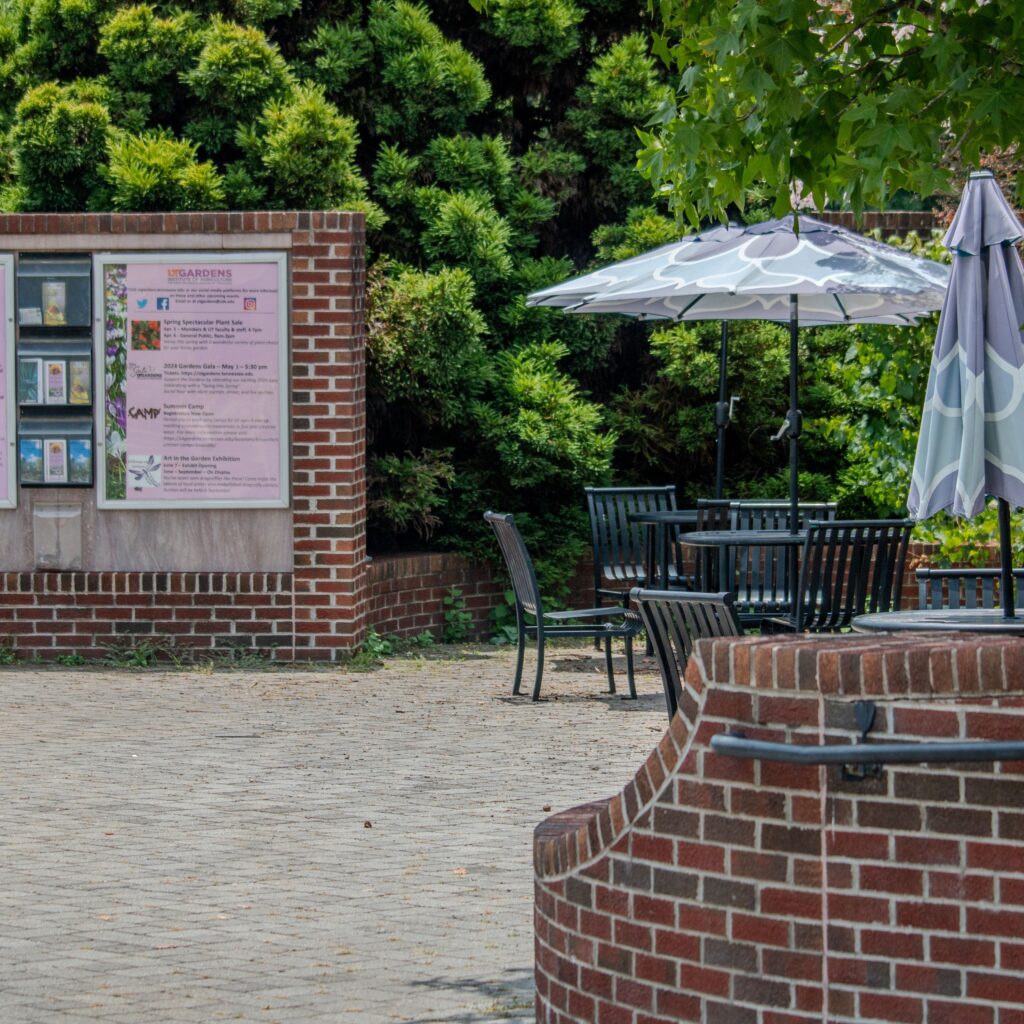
[0,645,666,1024]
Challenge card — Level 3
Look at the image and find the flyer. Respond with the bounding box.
[43,438,67,483]
[68,438,92,484]
[45,359,66,404]
[19,438,43,483]
[42,281,66,326]
[68,359,91,405]
[100,255,287,507]
[18,357,42,403]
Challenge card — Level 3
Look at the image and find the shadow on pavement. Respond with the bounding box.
[405,967,533,1022]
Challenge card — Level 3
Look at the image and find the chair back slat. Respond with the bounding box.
[793,519,913,632]
[631,588,742,721]
[916,567,1024,609]
[484,512,544,618]
[585,486,678,587]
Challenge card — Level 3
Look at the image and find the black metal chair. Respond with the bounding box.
[484,512,640,701]
[584,485,682,608]
[728,501,838,625]
[917,567,1024,609]
[763,518,913,633]
[631,588,742,721]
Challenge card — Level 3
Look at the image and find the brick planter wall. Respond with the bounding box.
[0,211,366,660]
[534,631,1024,1022]
[366,552,505,641]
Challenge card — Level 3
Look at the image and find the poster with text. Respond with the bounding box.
[0,256,14,507]
[97,254,288,509]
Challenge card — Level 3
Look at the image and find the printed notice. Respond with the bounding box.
[100,256,287,507]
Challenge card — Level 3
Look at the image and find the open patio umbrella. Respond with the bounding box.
[908,171,1024,618]
[529,215,949,524]
[530,225,745,497]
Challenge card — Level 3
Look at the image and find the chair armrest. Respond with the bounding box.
[543,606,630,621]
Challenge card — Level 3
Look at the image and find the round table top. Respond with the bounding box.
[626,509,698,525]
[680,529,807,547]
[853,608,1024,634]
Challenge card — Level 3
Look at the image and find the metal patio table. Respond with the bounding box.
[680,529,807,596]
[626,509,699,590]
[853,609,1024,634]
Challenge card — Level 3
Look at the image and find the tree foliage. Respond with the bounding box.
[639,0,1024,225]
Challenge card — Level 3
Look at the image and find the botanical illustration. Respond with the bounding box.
[17,357,40,404]
[104,263,127,500]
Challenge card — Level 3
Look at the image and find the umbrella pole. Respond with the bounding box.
[714,322,729,499]
[788,295,800,533]
[788,295,800,611]
[998,498,1016,619]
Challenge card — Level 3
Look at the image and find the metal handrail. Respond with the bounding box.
[711,732,1024,765]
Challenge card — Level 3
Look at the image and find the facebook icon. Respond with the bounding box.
[156,297,170,310]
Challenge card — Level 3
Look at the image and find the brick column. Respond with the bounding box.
[290,211,368,657]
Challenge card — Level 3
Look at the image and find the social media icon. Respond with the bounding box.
[136,298,148,309]
[156,297,170,310]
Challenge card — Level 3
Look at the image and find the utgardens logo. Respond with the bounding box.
[167,267,233,280]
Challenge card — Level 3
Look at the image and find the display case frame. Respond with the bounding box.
[94,251,290,511]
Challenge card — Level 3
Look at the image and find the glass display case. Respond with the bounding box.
[15,255,94,486]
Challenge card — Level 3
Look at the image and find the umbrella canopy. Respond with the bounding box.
[528,215,948,510]
[908,171,1024,617]
[533,215,948,325]
[527,223,743,311]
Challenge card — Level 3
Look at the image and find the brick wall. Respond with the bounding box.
[814,210,944,235]
[0,211,366,660]
[366,552,505,641]
[357,539,951,647]
[534,631,1024,1022]
[0,571,292,658]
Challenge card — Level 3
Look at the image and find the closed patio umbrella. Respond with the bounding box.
[908,171,1024,618]
[529,215,948,524]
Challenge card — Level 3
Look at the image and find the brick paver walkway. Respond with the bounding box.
[0,645,665,1023]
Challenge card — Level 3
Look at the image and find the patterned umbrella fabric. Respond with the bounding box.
[528,215,949,325]
[527,223,743,310]
[909,173,1024,520]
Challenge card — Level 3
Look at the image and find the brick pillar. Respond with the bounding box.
[290,211,368,658]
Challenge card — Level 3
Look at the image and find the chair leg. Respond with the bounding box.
[624,635,636,700]
[512,611,526,695]
[604,634,615,694]
[531,627,545,702]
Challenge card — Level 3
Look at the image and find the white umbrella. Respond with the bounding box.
[908,171,1024,617]
[529,215,949,519]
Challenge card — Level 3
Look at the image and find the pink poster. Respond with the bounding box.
[101,257,287,506]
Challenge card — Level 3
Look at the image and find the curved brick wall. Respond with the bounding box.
[535,632,1024,1023]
